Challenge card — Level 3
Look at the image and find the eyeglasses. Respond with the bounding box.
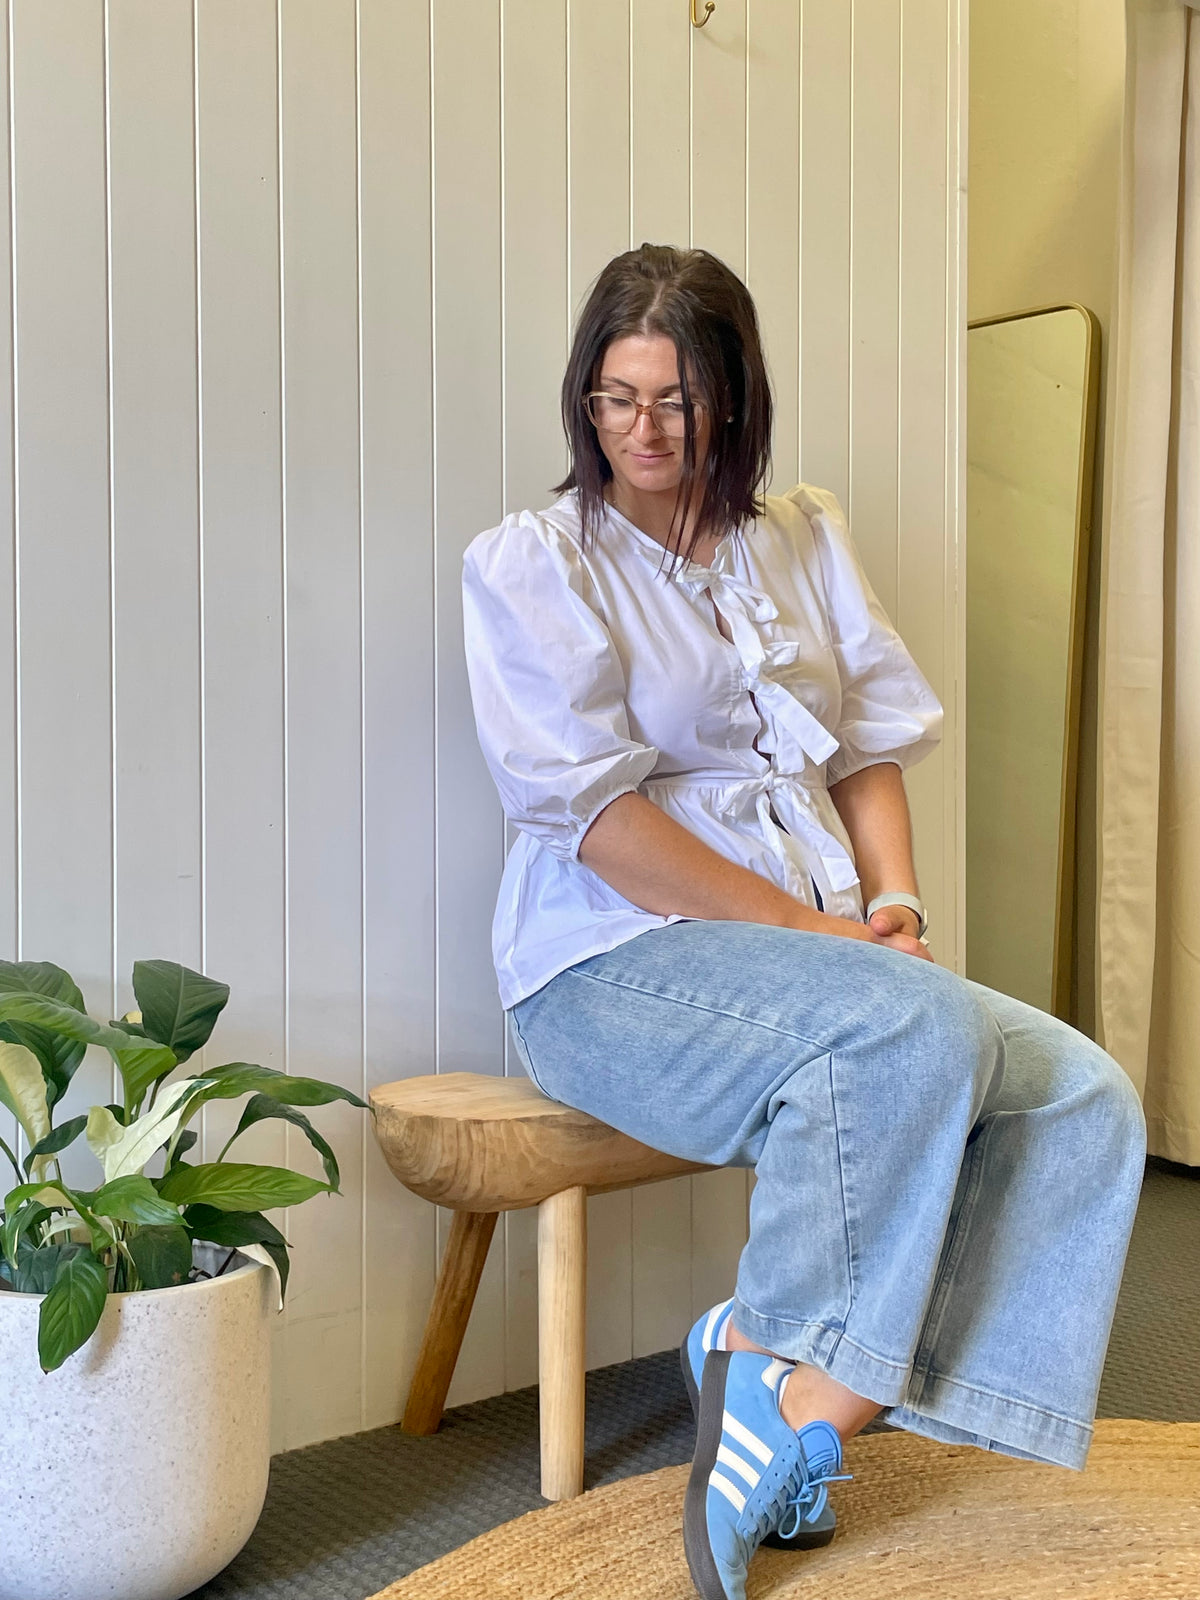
[584,391,705,438]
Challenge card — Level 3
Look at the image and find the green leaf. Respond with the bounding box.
[24,1115,89,1173]
[0,1041,51,1154]
[183,1204,290,1300]
[4,1179,115,1257]
[158,1162,330,1211]
[0,961,87,1107]
[0,991,176,1114]
[132,961,229,1065]
[108,1017,148,1039]
[226,1094,341,1190]
[165,1128,197,1170]
[15,1239,86,1294]
[184,1062,368,1114]
[0,960,85,1011]
[183,1203,286,1247]
[126,1224,193,1289]
[90,1175,183,1228]
[38,1250,109,1370]
[5,1179,69,1211]
[114,1045,181,1116]
[2,1199,52,1268]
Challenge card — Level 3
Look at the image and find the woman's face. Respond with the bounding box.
[592,333,712,506]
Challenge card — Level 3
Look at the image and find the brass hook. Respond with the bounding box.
[691,0,715,26]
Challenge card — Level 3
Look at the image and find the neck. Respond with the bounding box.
[606,482,715,564]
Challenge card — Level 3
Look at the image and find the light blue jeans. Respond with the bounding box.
[510,920,1147,1471]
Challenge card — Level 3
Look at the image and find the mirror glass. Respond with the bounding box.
[965,305,1099,1016]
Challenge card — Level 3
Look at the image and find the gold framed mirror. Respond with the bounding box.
[965,304,1101,1018]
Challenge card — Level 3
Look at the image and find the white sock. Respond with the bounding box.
[716,1309,794,1411]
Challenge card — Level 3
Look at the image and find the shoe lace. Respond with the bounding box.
[773,1459,853,1542]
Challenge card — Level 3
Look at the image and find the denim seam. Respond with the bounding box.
[508,1009,546,1094]
[568,966,829,1052]
[826,1050,858,1312]
[919,1368,1093,1434]
[909,1119,989,1385]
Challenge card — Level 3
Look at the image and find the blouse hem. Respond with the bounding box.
[500,916,690,1012]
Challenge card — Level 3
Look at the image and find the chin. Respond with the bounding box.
[625,461,681,487]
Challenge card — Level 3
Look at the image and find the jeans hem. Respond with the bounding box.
[885,1370,1093,1471]
[732,1300,1094,1471]
[731,1301,912,1407]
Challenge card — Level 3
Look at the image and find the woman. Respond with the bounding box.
[461,245,1145,1600]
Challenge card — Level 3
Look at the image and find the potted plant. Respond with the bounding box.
[0,957,368,1600]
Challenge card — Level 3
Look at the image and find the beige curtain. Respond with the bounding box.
[1098,0,1200,1161]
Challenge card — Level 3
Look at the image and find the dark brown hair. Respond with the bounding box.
[554,244,772,563]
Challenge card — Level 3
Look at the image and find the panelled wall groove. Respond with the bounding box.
[0,0,962,1451]
[3,0,18,976]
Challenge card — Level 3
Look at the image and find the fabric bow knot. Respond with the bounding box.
[676,564,840,769]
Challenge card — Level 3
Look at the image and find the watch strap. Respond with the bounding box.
[865,892,927,939]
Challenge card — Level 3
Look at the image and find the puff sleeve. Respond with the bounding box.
[462,511,661,860]
[790,485,943,785]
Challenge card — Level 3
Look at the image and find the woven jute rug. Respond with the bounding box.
[371,1419,1200,1599]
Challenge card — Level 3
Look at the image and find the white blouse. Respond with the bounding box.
[462,483,943,1009]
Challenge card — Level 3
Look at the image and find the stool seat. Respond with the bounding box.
[371,1070,707,1211]
[370,1071,717,1501]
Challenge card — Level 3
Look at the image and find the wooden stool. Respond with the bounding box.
[370,1071,714,1500]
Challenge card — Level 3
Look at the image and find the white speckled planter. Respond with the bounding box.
[0,1245,273,1600]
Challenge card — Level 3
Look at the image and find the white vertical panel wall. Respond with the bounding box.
[0,0,965,1450]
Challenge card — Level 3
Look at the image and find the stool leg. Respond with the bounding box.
[537,1184,587,1500]
[402,1209,499,1435]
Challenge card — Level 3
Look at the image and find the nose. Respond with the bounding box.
[631,407,663,442]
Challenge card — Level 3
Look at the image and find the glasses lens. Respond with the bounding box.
[650,400,690,437]
[586,394,636,432]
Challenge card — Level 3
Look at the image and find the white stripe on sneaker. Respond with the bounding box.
[709,1470,747,1514]
[722,1411,774,1466]
[702,1300,729,1353]
[716,1443,761,1489]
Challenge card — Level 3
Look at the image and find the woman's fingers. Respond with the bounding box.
[877,930,934,962]
[869,906,933,962]
[819,911,931,960]
[869,906,921,939]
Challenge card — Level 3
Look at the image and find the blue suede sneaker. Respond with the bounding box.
[681,1302,838,1553]
[681,1298,736,1417]
[683,1349,850,1600]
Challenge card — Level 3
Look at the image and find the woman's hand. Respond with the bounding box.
[868,903,932,961]
[824,909,934,963]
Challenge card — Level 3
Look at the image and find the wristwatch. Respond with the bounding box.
[865,892,928,940]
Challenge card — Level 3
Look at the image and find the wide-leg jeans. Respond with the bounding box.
[510,920,1147,1471]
